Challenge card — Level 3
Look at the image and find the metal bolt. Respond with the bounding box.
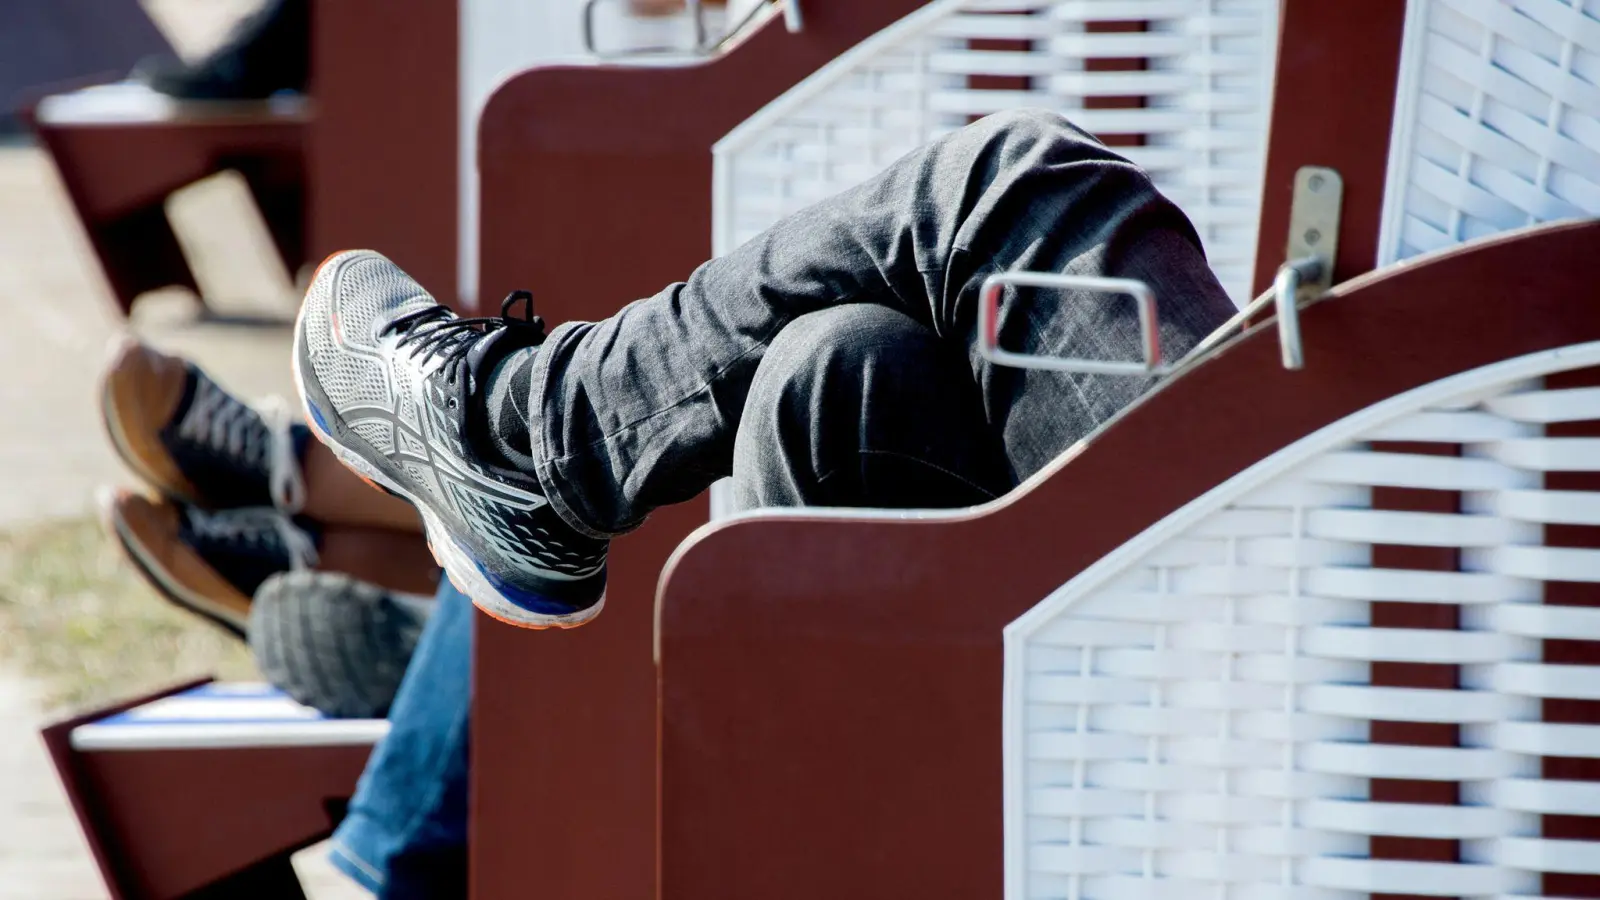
[1304,228,1322,246]
[1308,173,1325,192]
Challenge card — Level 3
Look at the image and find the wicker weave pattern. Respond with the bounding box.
[1380,0,1600,264]
[1007,352,1600,899]
[714,0,1281,304]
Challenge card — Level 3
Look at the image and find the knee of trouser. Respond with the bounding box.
[966,107,1091,150]
[743,305,937,425]
[732,306,942,508]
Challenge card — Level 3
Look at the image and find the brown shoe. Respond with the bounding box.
[98,486,319,638]
[99,335,310,511]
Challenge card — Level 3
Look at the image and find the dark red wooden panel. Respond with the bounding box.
[307,0,458,302]
[1251,0,1409,295]
[658,220,1600,900]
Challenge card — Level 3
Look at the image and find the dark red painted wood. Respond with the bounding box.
[307,0,458,303]
[1251,0,1409,295]
[41,679,370,900]
[23,104,307,313]
[657,220,1600,900]
[24,0,458,315]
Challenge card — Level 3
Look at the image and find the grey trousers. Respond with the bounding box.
[526,109,1237,538]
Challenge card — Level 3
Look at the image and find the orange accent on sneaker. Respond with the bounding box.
[473,601,586,631]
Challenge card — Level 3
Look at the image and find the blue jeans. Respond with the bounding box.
[329,581,470,899]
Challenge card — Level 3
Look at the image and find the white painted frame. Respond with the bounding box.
[1376,0,1600,266]
[999,338,1600,900]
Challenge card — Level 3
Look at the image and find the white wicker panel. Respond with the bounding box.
[1379,0,1600,265]
[712,0,1281,304]
[1004,344,1600,900]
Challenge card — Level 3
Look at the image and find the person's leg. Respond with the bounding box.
[292,109,1235,625]
[314,308,1000,894]
[730,305,1010,511]
[329,581,470,899]
[527,108,1237,535]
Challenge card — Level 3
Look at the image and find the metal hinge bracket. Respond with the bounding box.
[1273,166,1343,370]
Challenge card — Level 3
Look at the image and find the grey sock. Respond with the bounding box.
[479,346,539,472]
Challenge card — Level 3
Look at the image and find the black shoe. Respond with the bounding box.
[100,335,311,512]
[133,0,310,101]
[293,250,608,629]
[250,570,432,719]
[100,487,319,638]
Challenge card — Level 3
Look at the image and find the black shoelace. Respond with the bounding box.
[181,506,318,570]
[172,378,306,512]
[381,291,547,385]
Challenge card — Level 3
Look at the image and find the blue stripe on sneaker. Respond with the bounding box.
[475,559,584,617]
[306,399,331,434]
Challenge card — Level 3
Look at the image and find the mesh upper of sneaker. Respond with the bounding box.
[301,252,607,584]
[301,253,435,413]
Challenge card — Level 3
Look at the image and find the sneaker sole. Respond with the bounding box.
[291,253,602,631]
[96,487,249,639]
[250,571,422,719]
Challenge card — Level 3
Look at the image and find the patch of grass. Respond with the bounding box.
[0,517,256,714]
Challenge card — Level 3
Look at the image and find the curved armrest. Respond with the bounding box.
[656,219,1600,900]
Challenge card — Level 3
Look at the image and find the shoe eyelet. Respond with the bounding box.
[447,398,458,409]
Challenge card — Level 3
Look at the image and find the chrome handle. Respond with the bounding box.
[582,0,801,58]
[1270,166,1343,371]
[583,0,710,57]
[978,272,1168,376]
[1272,256,1324,371]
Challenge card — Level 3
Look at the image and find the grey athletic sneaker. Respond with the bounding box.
[292,250,608,629]
[250,570,432,719]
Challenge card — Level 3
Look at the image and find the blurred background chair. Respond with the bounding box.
[21,0,457,318]
[43,680,382,900]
